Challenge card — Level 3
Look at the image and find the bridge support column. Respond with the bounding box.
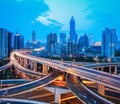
[42,65,48,74]
[19,57,22,65]
[98,84,105,95]
[114,66,117,74]
[45,87,69,104]
[109,66,111,74]
[24,58,28,68]
[55,89,61,104]
[33,62,37,72]
[17,57,20,63]
[97,67,99,70]
[101,67,104,72]
[29,60,33,70]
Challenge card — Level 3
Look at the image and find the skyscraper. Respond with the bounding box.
[32,30,36,42]
[70,16,77,43]
[60,33,66,43]
[47,33,57,56]
[111,29,118,50]
[14,33,24,49]
[67,40,78,57]
[8,32,14,56]
[102,28,115,58]
[26,40,31,49]
[60,33,67,56]
[0,28,8,59]
[79,34,89,52]
[89,34,93,47]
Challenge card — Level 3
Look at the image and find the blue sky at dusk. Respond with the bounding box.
[0,0,120,42]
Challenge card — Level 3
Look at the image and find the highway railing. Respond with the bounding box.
[66,74,114,104]
[14,51,120,91]
[0,62,13,72]
[0,70,60,97]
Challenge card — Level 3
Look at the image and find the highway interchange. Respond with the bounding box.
[0,50,120,104]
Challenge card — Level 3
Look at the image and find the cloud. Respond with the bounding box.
[42,0,93,32]
[35,12,63,27]
[35,15,51,26]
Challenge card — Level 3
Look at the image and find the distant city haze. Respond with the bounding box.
[0,0,120,42]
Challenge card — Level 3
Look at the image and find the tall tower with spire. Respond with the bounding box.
[70,16,77,43]
[32,30,36,42]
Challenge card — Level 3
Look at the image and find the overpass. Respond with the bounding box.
[0,50,120,103]
[14,51,120,91]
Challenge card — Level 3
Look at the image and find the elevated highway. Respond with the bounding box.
[84,62,120,68]
[15,51,120,91]
[0,50,120,103]
[10,52,45,77]
[0,70,60,97]
[0,79,32,85]
[66,74,113,104]
[0,62,13,71]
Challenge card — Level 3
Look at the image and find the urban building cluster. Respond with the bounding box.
[0,28,24,59]
[46,16,120,58]
[0,16,120,60]
[26,30,40,49]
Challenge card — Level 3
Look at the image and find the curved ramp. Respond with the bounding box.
[11,51,45,77]
[0,98,48,104]
[66,74,114,104]
[0,79,32,85]
[0,70,60,97]
[0,62,13,71]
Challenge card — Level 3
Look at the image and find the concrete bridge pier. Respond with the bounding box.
[33,62,37,72]
[101,67,104,72]
[42,65,48,74]
[45,87,69,104]
[23,58,28,68]
[114,66,117,74]
[29,60,33,71]
[19,57,22,66]
[17,57,20,63]
[109,66,111,74]
[98,84,105,96]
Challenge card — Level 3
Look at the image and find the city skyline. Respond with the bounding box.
[0,0,120,42]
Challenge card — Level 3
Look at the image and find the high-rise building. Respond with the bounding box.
[0,28,8,59]
[8,32,14,56]
[26,31,41,49]
[60,33,67,57]
[32,30,36,42]
[70,16,77,43]
[67,41,78,57]
[60,33,66,43]
[111,29,118,50]
[79,34,89,52]
[116,41,120,50]
[67,41,73,56]
[26,40,31,49]
[14,33,24,49]
[102,28,115,58]
[89,34,93,47]
[47,33,57,56]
